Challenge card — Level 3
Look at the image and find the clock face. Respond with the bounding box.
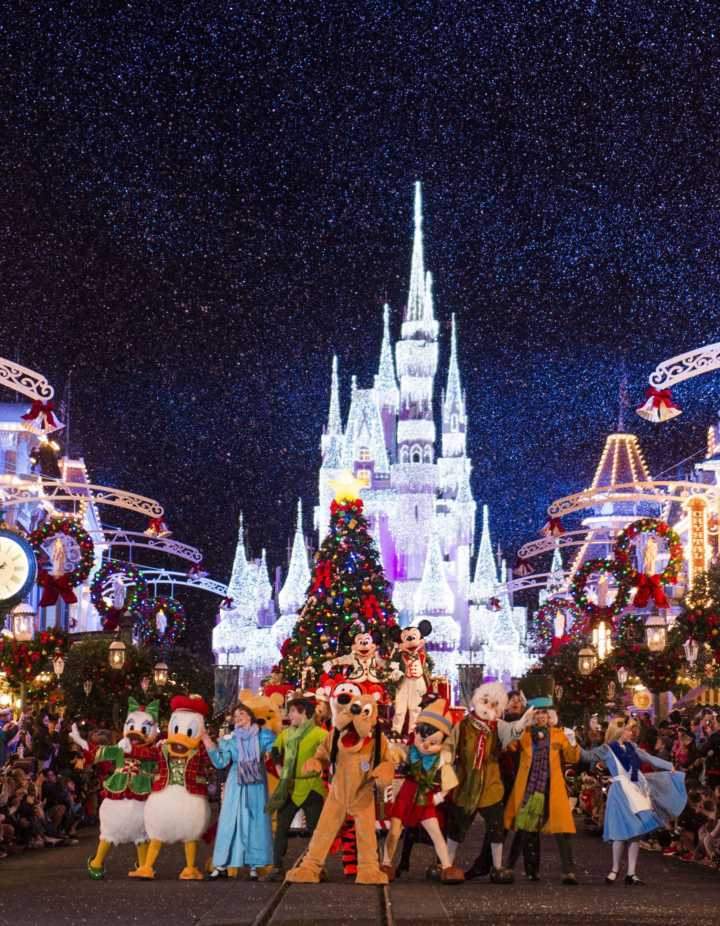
[0,532,36,608]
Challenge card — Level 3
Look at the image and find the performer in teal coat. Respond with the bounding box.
[202,703,276,878]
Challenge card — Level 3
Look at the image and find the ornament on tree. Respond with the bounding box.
[29,517,95,607]
[144,517,172,538]
[636,386,682,423]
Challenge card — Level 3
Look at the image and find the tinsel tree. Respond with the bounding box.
[278,489,399,686]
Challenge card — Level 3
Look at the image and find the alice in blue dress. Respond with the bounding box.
[208,724,276,868]
[583,741,686,842]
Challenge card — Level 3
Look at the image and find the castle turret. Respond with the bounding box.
[374,303,399,461]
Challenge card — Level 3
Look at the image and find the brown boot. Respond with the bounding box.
[440,866,465,884]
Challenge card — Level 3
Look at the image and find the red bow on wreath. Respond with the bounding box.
[633,573,669,609]
[310,560,333,593]
[636,387,682,423]
[21,400,59,429]
[360,594,382,621]
[37,569,78,607]
[541,517,564,537]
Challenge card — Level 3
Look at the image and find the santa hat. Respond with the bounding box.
[417,698,453,735]
[170,694,209,716]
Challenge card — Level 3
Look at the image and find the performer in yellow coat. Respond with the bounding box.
[503,675,580,884]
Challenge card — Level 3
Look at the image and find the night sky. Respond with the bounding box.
[4,3,720,651]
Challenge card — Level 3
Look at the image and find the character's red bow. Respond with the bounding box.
[37,569,78,607]
[633,573,668,609]
[22,401,58,428]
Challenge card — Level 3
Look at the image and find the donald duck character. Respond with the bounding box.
[129,694,212,880]
[70,698,160,879]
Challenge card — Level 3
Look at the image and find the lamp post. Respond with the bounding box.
[578,645,598,676]
[683,638,700,667]
[10,602,35,712]
[83,679,93,697]
[52,652,65,679]
[153,662,169,688]
[617,666,629,687]
[645,613,667,653]
[108,640,126,670]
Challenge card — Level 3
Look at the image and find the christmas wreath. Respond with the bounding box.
[607,613,686,694]
[571,558,631,621]
[0,628,69,690]
[90,560,148,632]
[540,638,614,724]
[532,597,581,653]
[672,607,720,658]
[613,517,683,608]
[134,596,186,647]
[29,517,95,606]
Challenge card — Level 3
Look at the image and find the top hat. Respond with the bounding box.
[519,673,555,709]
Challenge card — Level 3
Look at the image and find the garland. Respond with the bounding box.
[90,560,148,632]
[671,607,720,658]
[571,558,630,621]
[540,639,614,724]
[613,517,683,608]
[135,596,186,647]
[29,517,95,606]
[607,613,686,694]
[0,628,69,690]
[532,597,581,652]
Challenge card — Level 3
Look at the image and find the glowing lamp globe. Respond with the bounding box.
[52,653,65,678]
[683,638,699,666]
[617,666,629,686]
[108,640,126,670]
[645,614,667,653]
[83,679,93,697]
[578,645,598,676]
[153,662,169,688]
[11,603,35,642]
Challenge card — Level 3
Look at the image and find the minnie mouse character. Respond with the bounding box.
[389,621,432,736]
[322,621,387,699]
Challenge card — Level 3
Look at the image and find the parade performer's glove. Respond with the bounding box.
[69,723,89,752]
[117,737,132,753]
[433,791,446,806]
[564,727,577,747]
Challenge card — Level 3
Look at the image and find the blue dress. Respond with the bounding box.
[584,742,686,842]
[209,726,276,868]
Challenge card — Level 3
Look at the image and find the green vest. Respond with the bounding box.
[95,744,156,798]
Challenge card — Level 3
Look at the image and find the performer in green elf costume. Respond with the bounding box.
[70,698,160,878]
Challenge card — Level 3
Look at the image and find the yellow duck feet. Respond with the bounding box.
[178,841,203,880]
[179,866,204,880]
[128,865,156,879]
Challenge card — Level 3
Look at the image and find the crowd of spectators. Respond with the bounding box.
[0,708,102,858]
[572,704,720,869]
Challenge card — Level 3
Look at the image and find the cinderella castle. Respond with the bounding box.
[213,184,530,688]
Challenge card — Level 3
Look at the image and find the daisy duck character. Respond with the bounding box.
[388,621,432,737]
[381,698,464,884]
[128,695,212,881]
[70,698,160,879]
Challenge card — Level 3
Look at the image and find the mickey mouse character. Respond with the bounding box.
[322,621,387,699]
[389,621,432,736]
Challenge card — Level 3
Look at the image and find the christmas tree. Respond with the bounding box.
[278,472,399,686]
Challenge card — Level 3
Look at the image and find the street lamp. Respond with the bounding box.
[645,614,667,652]
[108,640,126,670]
[83,679,93,697]
[52,652,65,679]
[617,666,629,687]
[578,645,598,676]
[153,662,169,688]
[11,603,35,642]
[683,638,700,666]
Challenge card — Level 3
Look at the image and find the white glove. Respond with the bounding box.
[117,737,132,753]
[564,727,577,748]
[433,791,446,806]
[69,723,89,752]
[517,707,535,730]
[322,661,332,673]
[389,663,403,682]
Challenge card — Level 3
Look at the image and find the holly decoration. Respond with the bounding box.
[29,517,95,607]
[0,628,69,694]
[135,596,186,647]
[278,496,399,686]
[90,560,148,632]
[571,558,630,621]
[613,517,683,609]
[531,597,581,653]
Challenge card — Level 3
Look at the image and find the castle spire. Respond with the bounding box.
[374,303,398,399]
[327,355,342,435]
[442,313,467,459]
[278,499,311,616]
[414,530,454,615]
[405,181,425,324]
[257,548,272,608]
[227,512,248,602]
[472,504,498,601]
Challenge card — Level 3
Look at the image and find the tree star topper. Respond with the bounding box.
[329,470,365,503]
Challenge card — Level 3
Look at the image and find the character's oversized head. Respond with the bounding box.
[470,682,508,723]
[328,678,363,726]
[413,697,453,755]
[351,630,379,658]
[335,691,381,750]
[166,694,209,759]
[123,698,160,746]
[237,689,284,734]
[394,620,432,655]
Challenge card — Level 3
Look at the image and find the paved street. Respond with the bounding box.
[1,824,717,926]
